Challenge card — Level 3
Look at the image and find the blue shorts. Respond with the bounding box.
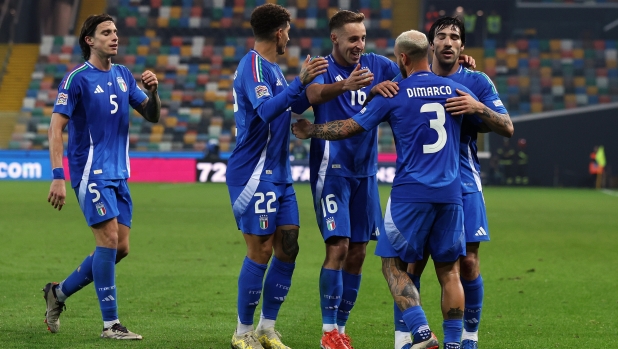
[311,175,382,243]
[375,198,465,263]
[74,179,132,227]
[463,191,490,243]
[228,181,299,236]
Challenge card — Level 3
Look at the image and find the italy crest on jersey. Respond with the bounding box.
[96,202,107,216]
[259,215,268,229]
[326,217,336,231]
[116,77,127,92]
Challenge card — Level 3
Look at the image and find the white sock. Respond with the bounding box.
[395,330,412,349]
[103,319,119,329]
[338,325,346,334]
[256,315,276,331]
[55,283,68,303]
[236,321,253,335]
[462,329,478,341]
[322,323,337,333]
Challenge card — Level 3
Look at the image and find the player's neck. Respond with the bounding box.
[431,58,458,77]
[88,54,112,71]
[331,50,351,68]
[253,41,277,63]
[404,61,430,77]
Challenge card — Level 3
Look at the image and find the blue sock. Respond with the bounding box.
[58,251,95,300]
[443,319,463,348]
[237,257,267,325]
[336,271,361,327]
[402,305,431,343]
[393,273,420,332]
[261,256,295,320]
[92,247,117,322]
[461,275,484,333]
[319,267,342,325]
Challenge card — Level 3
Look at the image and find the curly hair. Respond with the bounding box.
[250,4,291,41]
[427,16,466,46]
[329,10,365,32]
[79,14,115,60]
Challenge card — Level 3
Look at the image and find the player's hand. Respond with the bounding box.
[291,118,313,139]
[299,55,328,85]
[48,179,66,211]
[371,80,399,98]
[141,70,158,93]
[445,89,483,116]
[458,54,476,69]
[343,64,374,91]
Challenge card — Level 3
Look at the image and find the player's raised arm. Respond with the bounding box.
[445,88,514,137]
[47,113,69,211]
[306,63,373,105]
[135,70,161,123]
[292,117,365,140]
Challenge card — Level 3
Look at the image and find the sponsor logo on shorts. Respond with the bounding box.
[96,202,107,216]
[326,217,336,231]
[259,215,268,229]
[56,93,68,105]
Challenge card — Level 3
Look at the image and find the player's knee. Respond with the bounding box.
[116,246,129,262]
[459,255,479,277]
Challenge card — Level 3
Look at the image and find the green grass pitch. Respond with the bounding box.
[0,182,617,348]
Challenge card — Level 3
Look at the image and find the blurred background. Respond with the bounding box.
[0,0,616,188]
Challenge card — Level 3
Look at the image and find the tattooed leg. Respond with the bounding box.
[381,257,421,312]
[274,225,300,262]
[434,261,464,320]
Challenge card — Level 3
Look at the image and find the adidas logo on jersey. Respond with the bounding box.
[94,85,104,93]
[475,227,488,236]
[276,78,283,86]
[335,75,343,82]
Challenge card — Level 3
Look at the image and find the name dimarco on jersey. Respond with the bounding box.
[406,85,453,98]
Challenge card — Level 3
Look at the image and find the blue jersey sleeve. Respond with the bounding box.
[291,90,311,114]
[474,72,508,114]
[307,72,325,87]
[374,54,399,81]
[52,72,81,118]
[124,68,147,109]
[240,55,305,123]
[352,95,390,131]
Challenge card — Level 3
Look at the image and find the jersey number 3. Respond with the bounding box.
[421,103,447,154]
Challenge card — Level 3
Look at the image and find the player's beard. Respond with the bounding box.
[276,37,285,55]
[398,61,408,79]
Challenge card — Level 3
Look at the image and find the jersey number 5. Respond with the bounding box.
[110,95,118,114]
[421,103,447,154]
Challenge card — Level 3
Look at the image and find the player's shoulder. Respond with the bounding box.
[59,62,91,90]
[461,67,494,88]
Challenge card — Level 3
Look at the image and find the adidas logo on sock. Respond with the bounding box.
[102,295,115,302]
[94,85,104,94]
[475,227,488,236]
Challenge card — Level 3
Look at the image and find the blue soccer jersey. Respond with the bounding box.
[227,50,309,186]
[353,71,478,205]
[53,62,147,187]
[442,65,508,194]
[309,53,399,178]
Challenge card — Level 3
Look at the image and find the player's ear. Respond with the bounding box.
[330,32,337,44]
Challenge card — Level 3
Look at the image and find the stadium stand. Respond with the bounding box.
[12,0,397,153]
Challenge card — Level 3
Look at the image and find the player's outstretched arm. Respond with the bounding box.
[306,63,373,105]
[136,70,161,123]
[291,117,365,141]
[445,89,514,138]
[47,113,69,211]
[299,55,329,85]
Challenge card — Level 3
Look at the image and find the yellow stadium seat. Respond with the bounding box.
[218,79,232,90]
[181,45,192,57]
[223,46,235,58]
[574,77,585,87]
[145,29,156,38]
[573,49,584,59]
[156,56,167,67]
[564,94,576,103]
[297,0,308,9]
[587,86,598,95]
[549,40,561,52]
[170,6,181,19]
[151,124,165,134]
[380,20,392,29]
[381,0,392,7]
[506,56,518,69]
[164,116,178,128]
[149,133,163,143]
[552,77,564,86]
[519,77,530,88]
[540,67,552,78]
[137,45,149,55]
[157,18,169,27]
[531,102,543,113]
[484,57,496,68]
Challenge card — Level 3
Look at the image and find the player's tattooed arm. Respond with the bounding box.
[478,106,514,138]
[291,118,365,140]
[382,258,421,311]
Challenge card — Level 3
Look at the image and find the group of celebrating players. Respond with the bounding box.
[43,3,513,349]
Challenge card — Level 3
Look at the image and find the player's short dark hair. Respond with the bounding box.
[329,10,365,32]
[427,16,466,46]
[79,13,115,60]
[250,4,290,41]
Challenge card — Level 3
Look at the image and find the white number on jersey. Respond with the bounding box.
[110,95,118,114]
[88,183,101,203]
[254,191,277,213]
[350,89,367,106]
[321,194,338,217]
[232,88,238,112]
[421,103,447,154]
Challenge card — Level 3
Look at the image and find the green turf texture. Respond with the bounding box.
[1,182,617,348]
